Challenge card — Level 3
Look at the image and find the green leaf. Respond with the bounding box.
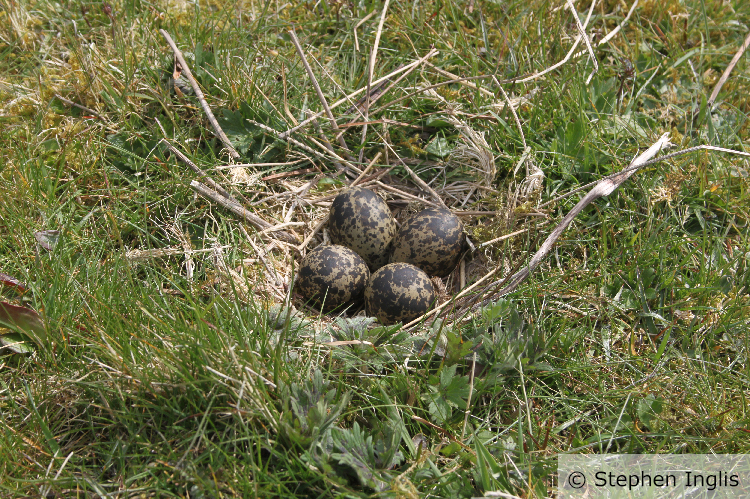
[697,93,707,124]
[474,438,503,492]
[424,116,453,128]
[715,275,733,295]
[316,177,343,189]
[0,302,47,345]
[600,114,650,139]
[422,364,470,424]
[440,442,462,456]
[277,369,350,448]
[440,365,470,407]
[23,382,60,455]
[637,394,663,430]
[218,108,256,154]
[481,299,511,322]
[444,329,472,364]
[653,328,671,363]
[329,422,403,491]
[0,333,34,354]
[425,136,452,158]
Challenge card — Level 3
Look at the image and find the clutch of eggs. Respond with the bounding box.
[297,187,464,325]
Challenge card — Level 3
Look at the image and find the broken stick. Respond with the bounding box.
[191,181,300,245]
[160,29,241,161]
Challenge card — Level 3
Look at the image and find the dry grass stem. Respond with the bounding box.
[351,152,383,186]
[459,259,466,291]
[495,83,527,149]
[125,246,227,262]
[423,62,495,97]
[708,30,750,109]
[475,133,673,305]
[344,49,439,121]
[310,115,350,177]
[297,216,330,254]
[566,0,599,84]
[163,140,237,202]
[539,144,750,210]
[190,180,300,244]
[385,142,447,207]
[279,53,434,139]
[359,0,391,163]
[241,226,283,290]
[573,0,640,59]
[281,63,298,126]
[443,116,497,205]
[477,228,530,249]
[373,74,507,114]
[375,181,442,208]
[159,30,240,160]
[461,352,477,439]
[247,119,359,175]
[353,10,377,52]
[453,211,503,216]
[515,0,596,84]
[289,29,353,159]
[254,221,306,236]
[403,258,505,329]
[53,93,108,122]
[261,168,317,182]
[215,160,307,169]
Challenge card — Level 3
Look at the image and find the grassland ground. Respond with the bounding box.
[1,0,749,497]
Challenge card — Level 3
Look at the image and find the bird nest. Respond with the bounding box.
[133,29,711,339]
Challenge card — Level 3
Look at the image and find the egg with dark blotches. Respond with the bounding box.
[328,186,396,271]
[297,245,369,312]
[365,263,436,325]
[390,208,465,277]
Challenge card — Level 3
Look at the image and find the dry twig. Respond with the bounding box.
[159,30,241,161]
[515,0,596,84]
[566,0,598,84]
[190,181,300,244]
[289,29,353,160]
[280,53,445,140]
[707,30,750,110]
[473,133,673,306]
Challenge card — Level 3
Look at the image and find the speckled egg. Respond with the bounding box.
[365,263,436,325]
[390,208,465,278]
[329,187,397,271]
[297,245,369,312]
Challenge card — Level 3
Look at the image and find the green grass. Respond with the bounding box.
[1,0,750,496]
